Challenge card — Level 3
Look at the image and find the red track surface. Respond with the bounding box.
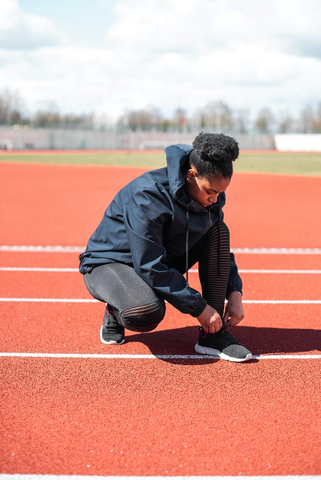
[0,162,320,476]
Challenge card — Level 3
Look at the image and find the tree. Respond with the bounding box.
[234,108,250,134]
[193,101,234,131]
[118,106,163,131]
[277,112,294,133]
[312,103,321,133]
[298,106,315,133]
[254,108,275,133]
[172,108,188,131]
[0,88,26,125]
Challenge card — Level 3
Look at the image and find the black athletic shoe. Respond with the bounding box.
[195,326,252,362]
[100,305,125,345]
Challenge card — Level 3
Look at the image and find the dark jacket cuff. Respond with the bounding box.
[190,297,208,317]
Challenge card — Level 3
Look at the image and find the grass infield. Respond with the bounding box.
[1,151,321,176]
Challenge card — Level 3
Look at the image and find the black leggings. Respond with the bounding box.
[84,222,230,332]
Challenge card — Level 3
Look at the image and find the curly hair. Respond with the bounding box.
[189,132,239,179]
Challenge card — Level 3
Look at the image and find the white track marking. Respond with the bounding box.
[0,245,84,252]
[239,269,321,273]
[242,300,321,304]
[233,248,321,255]
[190,269,321,274]
[1,267,321,274]
[1,245,321,254]
[1,298,321,304]
[0,298,96,302]
[1,352,321,360]
[0,476,320,480]
[0,267,79,272]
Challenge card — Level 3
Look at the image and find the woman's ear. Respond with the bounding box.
[186,168,197,182]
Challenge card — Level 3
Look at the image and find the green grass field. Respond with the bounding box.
[1,151,321,176]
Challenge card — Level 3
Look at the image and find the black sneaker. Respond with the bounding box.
[100,305,125,345]
[195,327,252,362]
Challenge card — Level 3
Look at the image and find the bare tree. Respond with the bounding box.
[118,106,163,131]
[0,88,26,124]
[193,101,234,131]
[172,107,188,131]
[312,103,321,133]
[234,108,250,134]
[297,105,315,133]
[277,112,295,133]
[254,108,275,133]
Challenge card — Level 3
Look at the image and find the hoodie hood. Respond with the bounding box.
[165,143,192,202]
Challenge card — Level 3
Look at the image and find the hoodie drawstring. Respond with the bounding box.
[217,205,221,277]
[185,207,189,287]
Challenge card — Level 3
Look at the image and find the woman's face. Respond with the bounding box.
[185,168,231,208]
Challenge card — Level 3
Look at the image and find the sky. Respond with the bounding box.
[0,0,321,122]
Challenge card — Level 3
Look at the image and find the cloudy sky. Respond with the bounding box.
[0,0,320,121]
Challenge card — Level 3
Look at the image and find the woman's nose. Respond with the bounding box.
[209,194,218,204]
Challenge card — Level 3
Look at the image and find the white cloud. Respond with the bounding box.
[105,0,321,59]
[0,0,321,120]
[0,0,65,49]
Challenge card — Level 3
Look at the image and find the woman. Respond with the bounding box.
[79,132,252,362]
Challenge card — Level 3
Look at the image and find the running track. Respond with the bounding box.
[0,162,320,477]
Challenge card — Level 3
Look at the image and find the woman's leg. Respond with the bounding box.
[195,222,252,362]
[198,221,230,317]
[84,263,166,332]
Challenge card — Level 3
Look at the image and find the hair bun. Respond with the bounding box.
[192,132,239,162]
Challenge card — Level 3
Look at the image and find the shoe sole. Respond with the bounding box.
[100,326,125,345]
[195,343,252,363]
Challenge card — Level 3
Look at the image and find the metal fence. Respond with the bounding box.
[0,126,275,150]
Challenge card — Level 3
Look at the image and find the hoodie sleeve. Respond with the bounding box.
[122,189,207,317]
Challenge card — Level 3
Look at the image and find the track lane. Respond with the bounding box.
[1,269,320,300]
[0,303,320,356]
[1,163,321,247]
[1,358,320,476]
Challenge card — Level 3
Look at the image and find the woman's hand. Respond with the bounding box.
[223,291,244,327]
[197,304,223,334]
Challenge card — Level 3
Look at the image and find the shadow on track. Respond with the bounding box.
[125,325,321,365]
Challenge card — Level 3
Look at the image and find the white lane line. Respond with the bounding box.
[190,269,321,274]
[1,298,321,304]
[1,245,321,254]
[2,267,321,274]
[0,245,84,252]
[243,300,321,304]
[0,298,96,302]
[1,352,321,360]
[0,267,78,272]
[240,269,321,274]
[233,248,321,255]
[1,476,320,480]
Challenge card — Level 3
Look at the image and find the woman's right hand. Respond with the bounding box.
[197,304,223,334]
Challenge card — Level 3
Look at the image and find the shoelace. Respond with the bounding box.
[105,305,122,332]
[200,315,226,338]
[200,326,225,338]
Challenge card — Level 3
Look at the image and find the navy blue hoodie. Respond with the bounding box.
[79,144,242,317]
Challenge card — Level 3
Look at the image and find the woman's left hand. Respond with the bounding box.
[223,291,245,327]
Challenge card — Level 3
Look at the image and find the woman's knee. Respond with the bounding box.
[116,298,166,332]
